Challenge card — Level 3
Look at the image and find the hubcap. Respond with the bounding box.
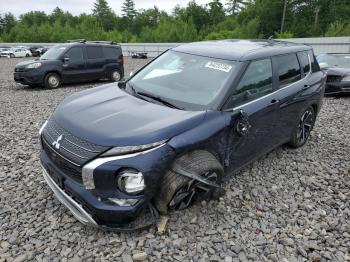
[169,171,218,210]
[48,76,59,87]
[112,71,121,81]
[297,110,314,144]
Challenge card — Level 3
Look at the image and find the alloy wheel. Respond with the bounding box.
[297,109,314,145]
[48,76,59,88]
[112,71,121,81]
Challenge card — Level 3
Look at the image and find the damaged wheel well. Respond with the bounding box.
[153,150,224,214]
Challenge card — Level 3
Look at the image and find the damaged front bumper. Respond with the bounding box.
[40,142,176,231]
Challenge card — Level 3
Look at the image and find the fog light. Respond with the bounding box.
[117,170,145,194]
[108,198,139,206]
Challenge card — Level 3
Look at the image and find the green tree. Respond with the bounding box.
[122,0,137,19]
[2,13,17,33]
[207,0,225,26]
[226,0,248,15]
[92,0,115,30]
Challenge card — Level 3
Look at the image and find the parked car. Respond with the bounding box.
[31,47,49,57]
[14,40,124,88]
[317,53,350,95]
[39,40,325,230]
[1,48,31,58]
[0,47,12,54]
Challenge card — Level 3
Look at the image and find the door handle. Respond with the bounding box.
[270,99,279,104]
[302,84,310,90]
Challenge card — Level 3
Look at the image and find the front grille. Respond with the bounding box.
[15,68,25,72]
[326,75,342,83]
[42,139,83,183]
[42,118,109,166]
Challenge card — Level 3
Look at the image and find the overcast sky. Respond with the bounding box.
[0,0,218,17]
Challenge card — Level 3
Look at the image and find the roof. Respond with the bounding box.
[172,39,312,61]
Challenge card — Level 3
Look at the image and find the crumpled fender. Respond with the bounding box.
[168,110,232,153]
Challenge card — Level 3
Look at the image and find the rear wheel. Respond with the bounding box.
[25,53,30,57]
[44,73,61,89]
[154,150,224,214]
[109,69,121,82]
[288,106,315,148]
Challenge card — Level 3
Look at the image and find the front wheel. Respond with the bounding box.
[10,54,15,58]
[154,150,224,214]
[44,73,61,89]
[288,106,315,148]
[109,69,121,82]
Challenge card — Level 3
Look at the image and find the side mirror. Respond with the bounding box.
[63,57,70,63]
[117,81,126,88]
[230,109,251,137]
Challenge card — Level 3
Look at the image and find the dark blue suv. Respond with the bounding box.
[39,40,325,230]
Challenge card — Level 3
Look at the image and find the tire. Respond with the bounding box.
[25,53,30,57]
[154,150,224,214]
[44,73,61,89]
[288,106,315,148]
[109,69,121,82]
[10,54,15,58]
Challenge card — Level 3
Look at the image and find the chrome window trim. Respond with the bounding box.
[82,143,166,190]
[228,53,312,111]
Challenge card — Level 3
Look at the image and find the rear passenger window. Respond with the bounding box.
[86,46,103,59]
[103,47,119,58]
[230,58,273,107]
[297,52,310,77]
[275,54,301,87]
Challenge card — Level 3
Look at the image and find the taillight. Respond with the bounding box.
[120,55,124,65]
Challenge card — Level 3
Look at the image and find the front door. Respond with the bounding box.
[61,46,86,83]
[224,58,282,173]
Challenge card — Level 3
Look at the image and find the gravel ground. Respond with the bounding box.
[0,57,349,262]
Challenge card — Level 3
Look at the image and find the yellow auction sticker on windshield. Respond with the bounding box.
[205,61,232,72]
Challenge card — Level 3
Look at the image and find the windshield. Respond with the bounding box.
[317,54,350,69]
[129,50,239,110]
[40,45,66,60]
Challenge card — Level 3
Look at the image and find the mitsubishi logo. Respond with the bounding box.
[52,135,63,150]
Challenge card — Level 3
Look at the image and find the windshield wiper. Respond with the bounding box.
[137,91,184,110]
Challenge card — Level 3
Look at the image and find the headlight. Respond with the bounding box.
[101,140,167,157]
[26,62,42,69]
[117,169,145,194]
[341,75,350,82]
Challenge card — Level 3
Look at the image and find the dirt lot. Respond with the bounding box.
[0,57,349,262]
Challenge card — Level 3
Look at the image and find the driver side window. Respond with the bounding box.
[65,47,84,63]
[229,58,273,108]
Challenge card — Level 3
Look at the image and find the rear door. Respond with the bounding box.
[271,52,311,143]
[61,46,86,83]
[86,46,106,80]
[103,46,123,76]
[224,58,282,172]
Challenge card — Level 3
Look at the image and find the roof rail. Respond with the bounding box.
[86,41,117,45]
[66,39,86,43]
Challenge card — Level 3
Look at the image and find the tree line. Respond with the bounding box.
[0,0,349,43]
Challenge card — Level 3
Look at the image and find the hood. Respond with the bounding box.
[324,67,350,76]
[53,84,207,146]
[15,60,43,68]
